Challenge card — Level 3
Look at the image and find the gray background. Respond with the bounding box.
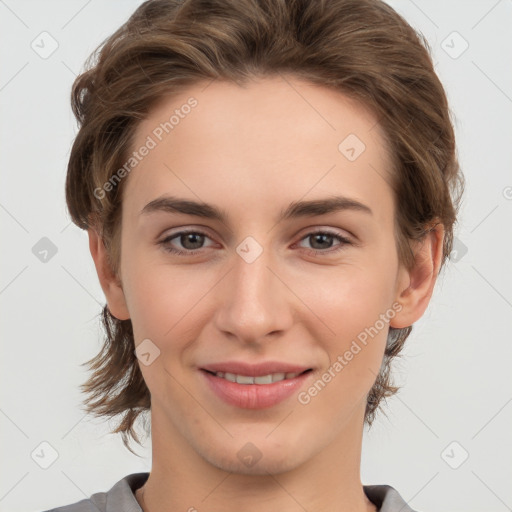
[1,1,511,511]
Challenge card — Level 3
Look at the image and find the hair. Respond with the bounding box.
[66,0,465,453]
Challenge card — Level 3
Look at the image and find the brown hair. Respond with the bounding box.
[66,0,464,453]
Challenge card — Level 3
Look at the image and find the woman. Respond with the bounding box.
[46,0,464,510]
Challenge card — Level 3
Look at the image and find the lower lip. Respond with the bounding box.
[200,370,312,409]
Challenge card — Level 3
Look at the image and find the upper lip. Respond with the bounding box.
[200,361,312,376]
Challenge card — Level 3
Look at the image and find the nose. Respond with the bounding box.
[213,241,294,344]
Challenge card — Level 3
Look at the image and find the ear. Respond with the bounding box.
[88,227,130,321]
[390,222,445,329]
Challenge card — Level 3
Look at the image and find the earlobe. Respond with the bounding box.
[390,222,445,329]
[88,228,131,321]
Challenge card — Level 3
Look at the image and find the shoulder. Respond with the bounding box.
[363,484,420,512]
[41,473,149,512]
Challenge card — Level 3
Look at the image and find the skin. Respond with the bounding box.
[89,75,444,512]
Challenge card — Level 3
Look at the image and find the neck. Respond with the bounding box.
[138,404,376,512]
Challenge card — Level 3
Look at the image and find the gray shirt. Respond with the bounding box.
[42,472,418,512]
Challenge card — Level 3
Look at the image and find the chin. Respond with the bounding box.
[198,436,309,476]
[208,451,302,476]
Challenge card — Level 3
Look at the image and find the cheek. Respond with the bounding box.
[313,259,397,377]
[122,252,215,344]
[300,280,392,420]
[121,260,207,391]
[316,260,396,331]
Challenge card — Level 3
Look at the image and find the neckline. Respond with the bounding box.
[127,473,384,511]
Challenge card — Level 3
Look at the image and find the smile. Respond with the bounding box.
[200,368,313,409]
[208,370,308,384]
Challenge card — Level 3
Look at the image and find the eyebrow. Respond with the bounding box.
[140,194,373,223]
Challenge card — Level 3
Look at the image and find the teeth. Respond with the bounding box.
[236,374,254,384]
[213,371,301,384]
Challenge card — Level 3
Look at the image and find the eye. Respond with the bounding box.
[295,229,352,256]
[159,230,215,256]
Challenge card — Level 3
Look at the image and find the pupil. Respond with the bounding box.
[312,233,331,249]
[183,233,203,249]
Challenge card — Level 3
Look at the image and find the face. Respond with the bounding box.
[95,75,431,475]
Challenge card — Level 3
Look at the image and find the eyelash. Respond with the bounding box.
[159,229,353,257]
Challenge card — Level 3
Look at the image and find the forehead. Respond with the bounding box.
[123,75,394,226]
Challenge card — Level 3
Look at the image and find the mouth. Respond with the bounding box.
[201,368,313,385]
[199,364,315,409]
